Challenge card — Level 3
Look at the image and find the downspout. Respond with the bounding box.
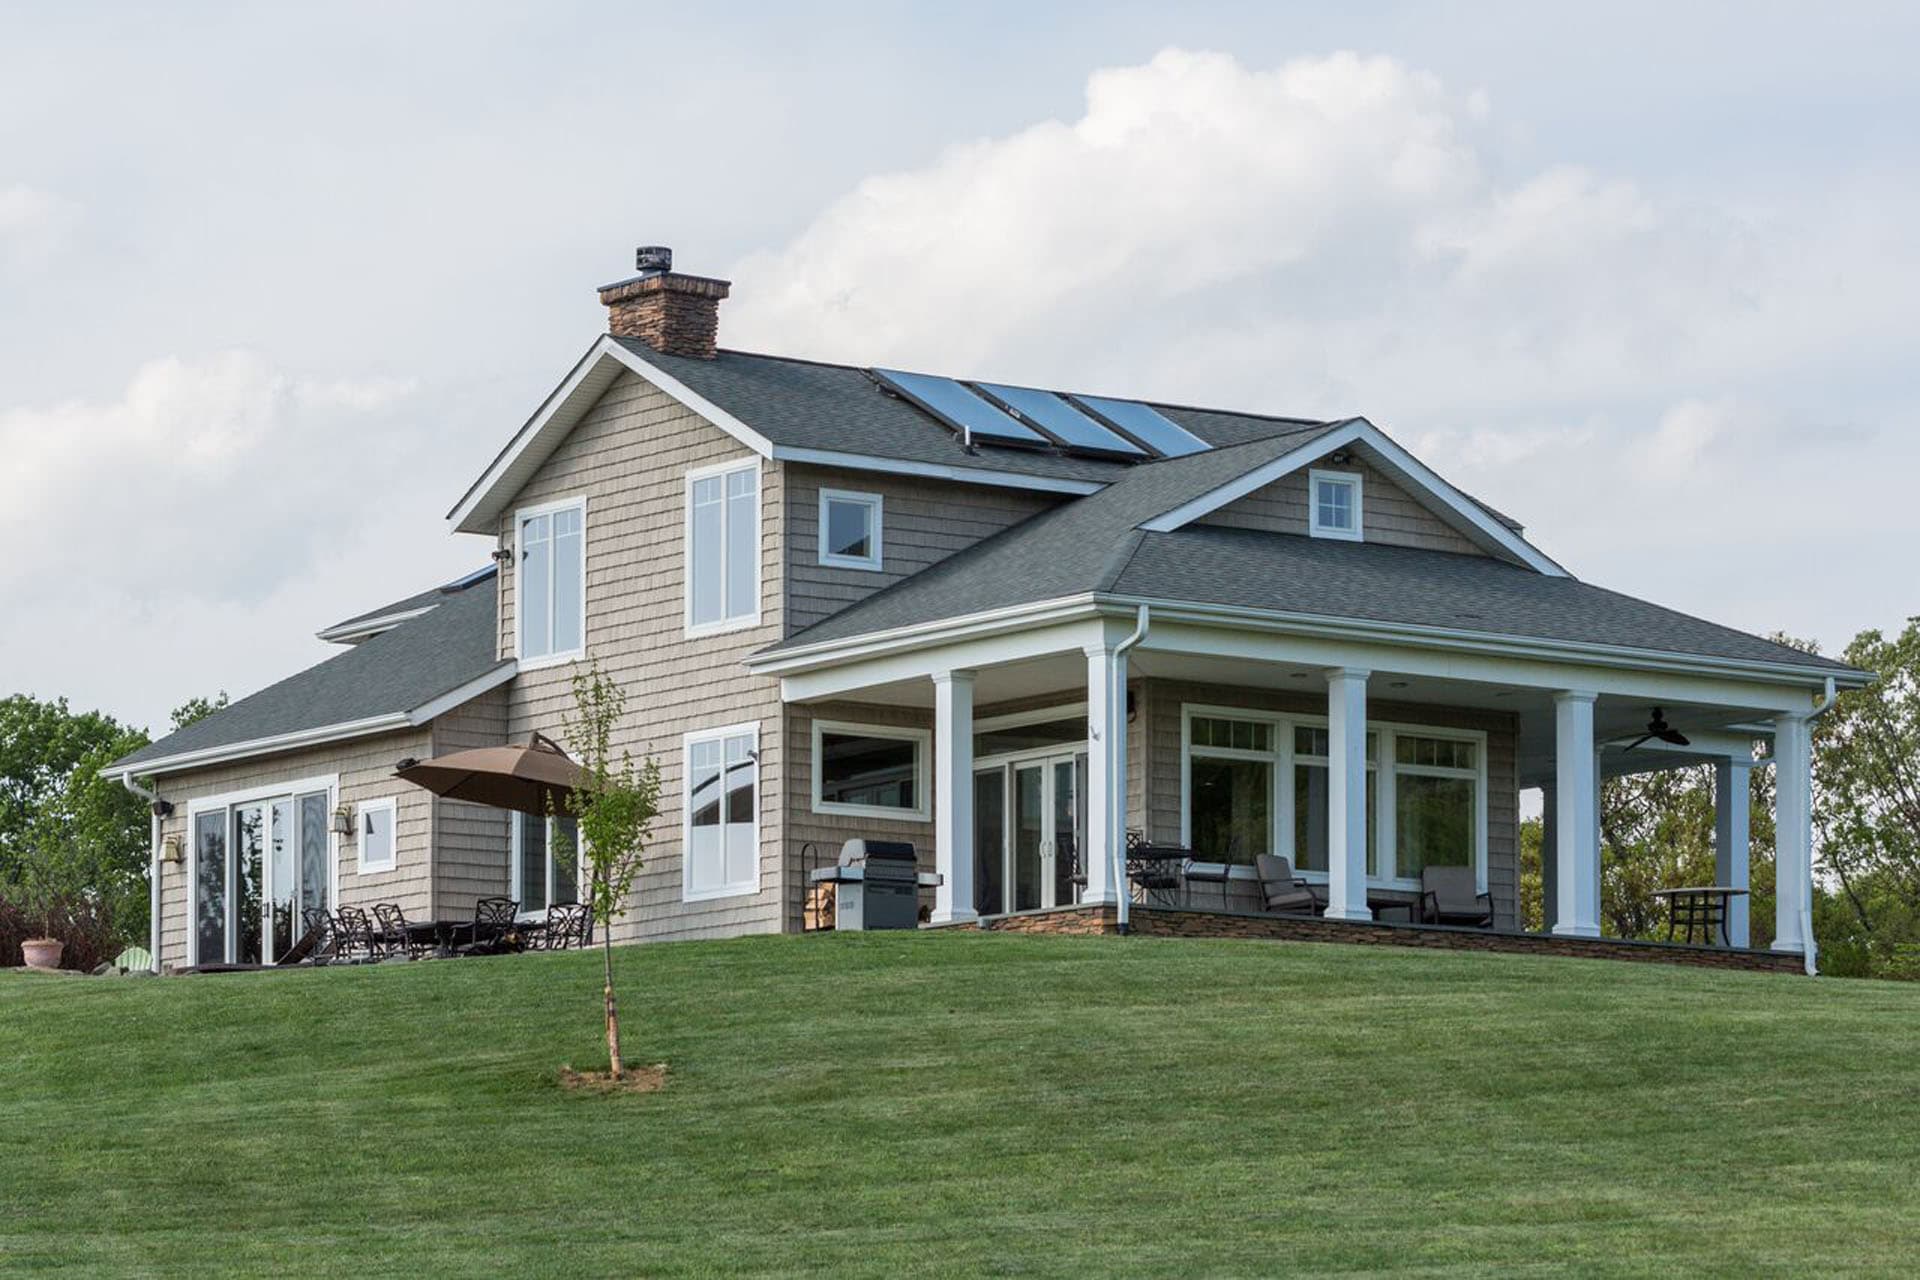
[1111,604,1150,935]
[121,774,162,973]
[1802,676,1838,977]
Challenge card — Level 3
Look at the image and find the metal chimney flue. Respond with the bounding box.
[635,245,673,276]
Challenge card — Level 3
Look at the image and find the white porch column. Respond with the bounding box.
[1772,713,1814,964]
[931,670,977,925]
[1539,783,1558,933]
[1714,757,1754,948]
[1325,668,1372,922]
[1082,644,1125,905]
[1551,691,1601,938]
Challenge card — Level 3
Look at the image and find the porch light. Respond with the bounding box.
[161,835,184,864]
[332,804,355,839]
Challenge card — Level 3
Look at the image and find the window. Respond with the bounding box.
[1393,735,1478,880]
[516,498,585,665]
[1187,713,1278,865]
[1308,468,1362,540]
[687,461,760,633]
[514,811,580,915]
[358,798,396,873]
[1291,727,1379,875]
[818,489,883,571]
[812,721,930,819]
[684,724,759,900]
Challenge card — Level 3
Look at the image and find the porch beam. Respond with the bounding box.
[1325,668,1372,921]
[1082,644,1125,905]
[1551,690,1601,938]
[930,670,977,925]
[1772,713,1814,969]
[1714,757,1753,948]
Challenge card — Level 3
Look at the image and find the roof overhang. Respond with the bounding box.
[106,662,518,782]
[746,591,1866,698]
[1138,417,1567,576]
[315,604,438,644]
[446,337,1102,536]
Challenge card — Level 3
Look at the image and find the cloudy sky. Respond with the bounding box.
[5,1,1917,733]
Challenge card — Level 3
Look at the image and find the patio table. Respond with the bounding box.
[1653,886,1749,947]
[1126,846,1189,907]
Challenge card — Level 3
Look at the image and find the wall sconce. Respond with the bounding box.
[161,835,184,864]
[332,804,355,839]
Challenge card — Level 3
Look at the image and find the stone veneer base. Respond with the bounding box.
[952,904,1806,974]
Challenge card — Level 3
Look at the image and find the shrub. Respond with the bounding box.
[0,886,127,970]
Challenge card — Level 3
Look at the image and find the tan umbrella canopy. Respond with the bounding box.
[394,733,583,816]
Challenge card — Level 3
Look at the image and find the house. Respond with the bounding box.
[107,247,1867,973]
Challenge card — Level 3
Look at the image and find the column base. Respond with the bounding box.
[1075,889,1120,907]
[1324,906,1374,923]
[929,908,979,926]
[1770,940,1807,955]
[1551,922,1601,939]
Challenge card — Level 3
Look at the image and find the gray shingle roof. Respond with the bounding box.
[110,571,508,774]
[762,446,1858,677]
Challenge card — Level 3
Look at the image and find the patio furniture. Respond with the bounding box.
[1181,860,1236,909]
[1254,854,1326,916]
[455,896,521,955]
[544,902,592,950]
[373,902,431,959]
[1654,886,1749,947]
[1055,833,1088,902]
[331,906,378,961]
[1418,866,1494,929]
[1125,843,1188,907]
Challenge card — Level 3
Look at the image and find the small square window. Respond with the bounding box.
[1308,469,1362,541]
[818,489,883,570]
[358,799,396,873]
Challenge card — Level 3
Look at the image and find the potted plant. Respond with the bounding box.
[17,862,65,971]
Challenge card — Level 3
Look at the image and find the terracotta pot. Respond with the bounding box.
[22,938,64,971]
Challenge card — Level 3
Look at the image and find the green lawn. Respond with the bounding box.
[4,934,1919,1277]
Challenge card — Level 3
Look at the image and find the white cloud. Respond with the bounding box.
[0,183,70,269]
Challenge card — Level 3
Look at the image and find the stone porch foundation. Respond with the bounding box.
[961,904,1806,974]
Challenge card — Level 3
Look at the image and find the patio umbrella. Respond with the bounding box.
[394,732,584,816]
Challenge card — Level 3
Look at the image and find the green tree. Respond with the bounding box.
[169,691,229,732]
[558,660,662,1080]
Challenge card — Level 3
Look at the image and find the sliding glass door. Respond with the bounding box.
[971,753,1084,916]
[193,789,331,964]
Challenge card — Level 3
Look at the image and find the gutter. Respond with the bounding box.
[120,774,162,973]
[1111,605,1150,935]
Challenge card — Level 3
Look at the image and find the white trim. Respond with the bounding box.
[1178,704,1487,893]
[513,494,587,667]
[109,715,411,781]
[683,458,763,638]
[356,796,398,873]
[1307,468,1363,542]
[770,446,1104,497]
[1138,418,1567,576]
[509,811,583,919]
[681,720,762,903]
[973,702,1089,735]
[817,488,885,571]
[810,719,931,821]
[316,605,438,644]
[407,662,520,725]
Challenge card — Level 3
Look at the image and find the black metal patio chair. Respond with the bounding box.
[456,896,520,955]
[331,906,378,962]
[373,902,431,959]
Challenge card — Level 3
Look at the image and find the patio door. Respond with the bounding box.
[193,789,332,965]
[1008,754,1083,913]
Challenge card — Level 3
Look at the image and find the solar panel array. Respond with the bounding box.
[872,368,1212,462]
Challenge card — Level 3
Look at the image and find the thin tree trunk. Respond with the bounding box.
[603,928,623,1079]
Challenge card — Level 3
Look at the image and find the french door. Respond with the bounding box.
[973,753,1084,915]
[193,790,331,964]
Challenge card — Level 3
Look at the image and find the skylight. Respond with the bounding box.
[1069,395,1211,457]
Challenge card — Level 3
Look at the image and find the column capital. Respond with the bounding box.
[1553,689,1599,706]
[930,669,976,689]
[1325,666,1371,684]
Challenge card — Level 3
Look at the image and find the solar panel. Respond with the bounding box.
[1069,395,1212,457]
[973,383,1149,457]
[872,369,1049,447]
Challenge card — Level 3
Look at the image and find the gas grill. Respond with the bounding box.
[806,839,941,930]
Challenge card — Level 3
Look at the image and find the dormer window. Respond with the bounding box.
[1309,469,1362,541]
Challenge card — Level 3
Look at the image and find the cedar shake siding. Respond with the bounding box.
[149,726,434,968]
[1197,454,1487,557]
[493,369,788,943]
[429,684,512,917]
[782,466,1060,637]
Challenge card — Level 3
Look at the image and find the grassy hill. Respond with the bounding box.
[4,933,1919,1277]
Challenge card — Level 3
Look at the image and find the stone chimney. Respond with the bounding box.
[596,246,731,359]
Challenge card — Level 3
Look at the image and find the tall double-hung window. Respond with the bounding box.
[516,499,585,665]
[684,723,759,901]
[687,461,760,633]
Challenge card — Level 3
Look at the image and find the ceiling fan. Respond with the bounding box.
[1620,707,1690,752]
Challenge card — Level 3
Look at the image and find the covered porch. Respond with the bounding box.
[761,603,1827,973]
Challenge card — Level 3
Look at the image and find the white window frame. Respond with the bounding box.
[510,812,583,919]
[183,773,339,968]
[817,488,884,571]
[1178,704,1486,892]
[811,719,931,821]
[513,494,588,670]
[357,797,398,874]
[1308,468,1363,541]
[681,720,761,903]
[683,459,762,638]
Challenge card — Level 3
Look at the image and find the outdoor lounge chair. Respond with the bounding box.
[1255,854,1326,916]
[1418,865,1494,929]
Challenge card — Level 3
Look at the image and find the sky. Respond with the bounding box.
[4,1,1918,735]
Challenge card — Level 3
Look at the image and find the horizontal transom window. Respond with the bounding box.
[1192,716,1272,753]
[1396,735,1477,771]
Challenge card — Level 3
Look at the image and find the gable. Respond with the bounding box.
[1197,455,1485,557]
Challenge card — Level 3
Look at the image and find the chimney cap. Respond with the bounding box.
[635,245,673,276]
